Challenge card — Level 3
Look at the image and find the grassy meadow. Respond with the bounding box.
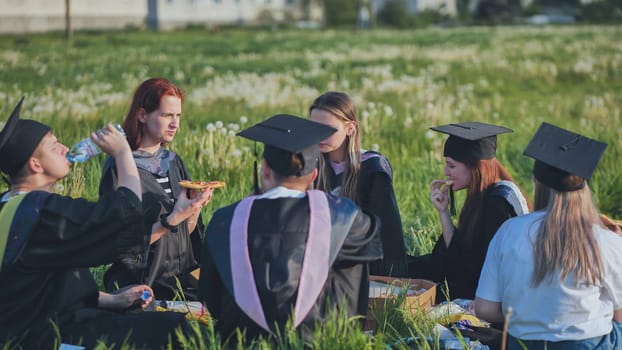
[1,25,621,348]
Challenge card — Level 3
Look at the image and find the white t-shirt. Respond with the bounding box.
[476,211,622,341]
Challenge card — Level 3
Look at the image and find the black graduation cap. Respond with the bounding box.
[523,122,607,192]
[430,122,513,163]
[0,97,51,176]
[237,114,336,181]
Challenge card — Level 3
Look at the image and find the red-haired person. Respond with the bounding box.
[0,98,206,348]
[310,91,408,277]
[476,123,622,349]
[100,77,213,300]
[409,122,529,301]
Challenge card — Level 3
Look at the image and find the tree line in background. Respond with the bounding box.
[320,0,621,28]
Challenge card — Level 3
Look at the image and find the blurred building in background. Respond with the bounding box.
[0,0,322,34]
[371,0,457,17]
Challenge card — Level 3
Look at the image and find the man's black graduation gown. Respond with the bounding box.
[199,190,382,342]
[409,182,528,301]
[325,150,408,277]
[0,188,187,349]
[100,149,205,300]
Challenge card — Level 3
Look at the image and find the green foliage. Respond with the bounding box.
[378,0,412,28]
[323,0,359,26]
[1,25,621,349]
[580,0,622,23]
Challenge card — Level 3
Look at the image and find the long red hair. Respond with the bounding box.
[122,77,184,150]
[458,158,530,245]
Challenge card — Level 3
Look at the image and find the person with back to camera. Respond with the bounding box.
[309,91,408,277]
[100,77,213,300]
[0,97,207,349]
[408,122,530,302]
[198,114,383,342]
[475,122,622,350]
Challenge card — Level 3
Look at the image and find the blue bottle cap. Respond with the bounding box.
[141,289,151,302]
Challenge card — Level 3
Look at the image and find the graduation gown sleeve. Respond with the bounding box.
[359,154,408,277]
[0,187,144,344]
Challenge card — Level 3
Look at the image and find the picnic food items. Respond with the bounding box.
[178,180,226,190]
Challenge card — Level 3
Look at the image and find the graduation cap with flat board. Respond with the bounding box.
[0,97,51,176]
[237,114,336,190]
[430,122,513,163]
[523,122,607,192]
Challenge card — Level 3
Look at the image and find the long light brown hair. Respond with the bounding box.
[123,77,184,150]
[531,178,604,286]
[310,92,362,204]
[458,158,529,246]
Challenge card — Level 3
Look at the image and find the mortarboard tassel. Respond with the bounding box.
[449,186,457,217]
[1,174,9,186]
[253,142,260,195]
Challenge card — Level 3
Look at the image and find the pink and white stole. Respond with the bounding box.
[228,190,331,333]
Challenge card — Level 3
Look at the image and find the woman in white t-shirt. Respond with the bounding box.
[475,123,622,350]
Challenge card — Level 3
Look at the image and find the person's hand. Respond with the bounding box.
[91,123,131,159]
[167,187,214,226]
[99,284,154,310]
[430,179,451,213]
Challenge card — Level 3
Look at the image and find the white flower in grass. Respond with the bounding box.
[239,116,248,124]
[215,121,223,128]
[383,105,393,116]
[367,102,376,109]
[174,71,185,81]
[206,123,216,132]
[361,110,370,119]
[228,123,240,131]
[228,130,235,137]
[404,117,413,128]
[220,127,228,135]
[231,149,242,157]
[371,144,379,152]
[425,130,435,139]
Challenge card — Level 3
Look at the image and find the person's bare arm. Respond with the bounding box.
[474,297,505,323]
[92,124,141,201]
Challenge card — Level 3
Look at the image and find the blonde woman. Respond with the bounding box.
[475,123,622,349]
[310,91,407,277]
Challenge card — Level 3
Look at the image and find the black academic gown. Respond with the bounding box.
[409,182,528,301]
[100,150,205,300]
[198,190,382,343]
[325,151,408,277]
[0,188,187,349]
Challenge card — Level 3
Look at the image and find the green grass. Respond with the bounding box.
[1,25,621,348]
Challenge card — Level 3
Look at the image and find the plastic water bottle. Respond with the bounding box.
[66,124,125,163]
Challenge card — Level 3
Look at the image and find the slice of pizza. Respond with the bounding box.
[179,180,226,190]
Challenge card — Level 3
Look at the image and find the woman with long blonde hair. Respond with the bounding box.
[409,122,530,301]
[310,91,407,277]
[475,123,622,349]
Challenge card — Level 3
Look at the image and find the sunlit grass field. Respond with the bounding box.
[1,25,621,348]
